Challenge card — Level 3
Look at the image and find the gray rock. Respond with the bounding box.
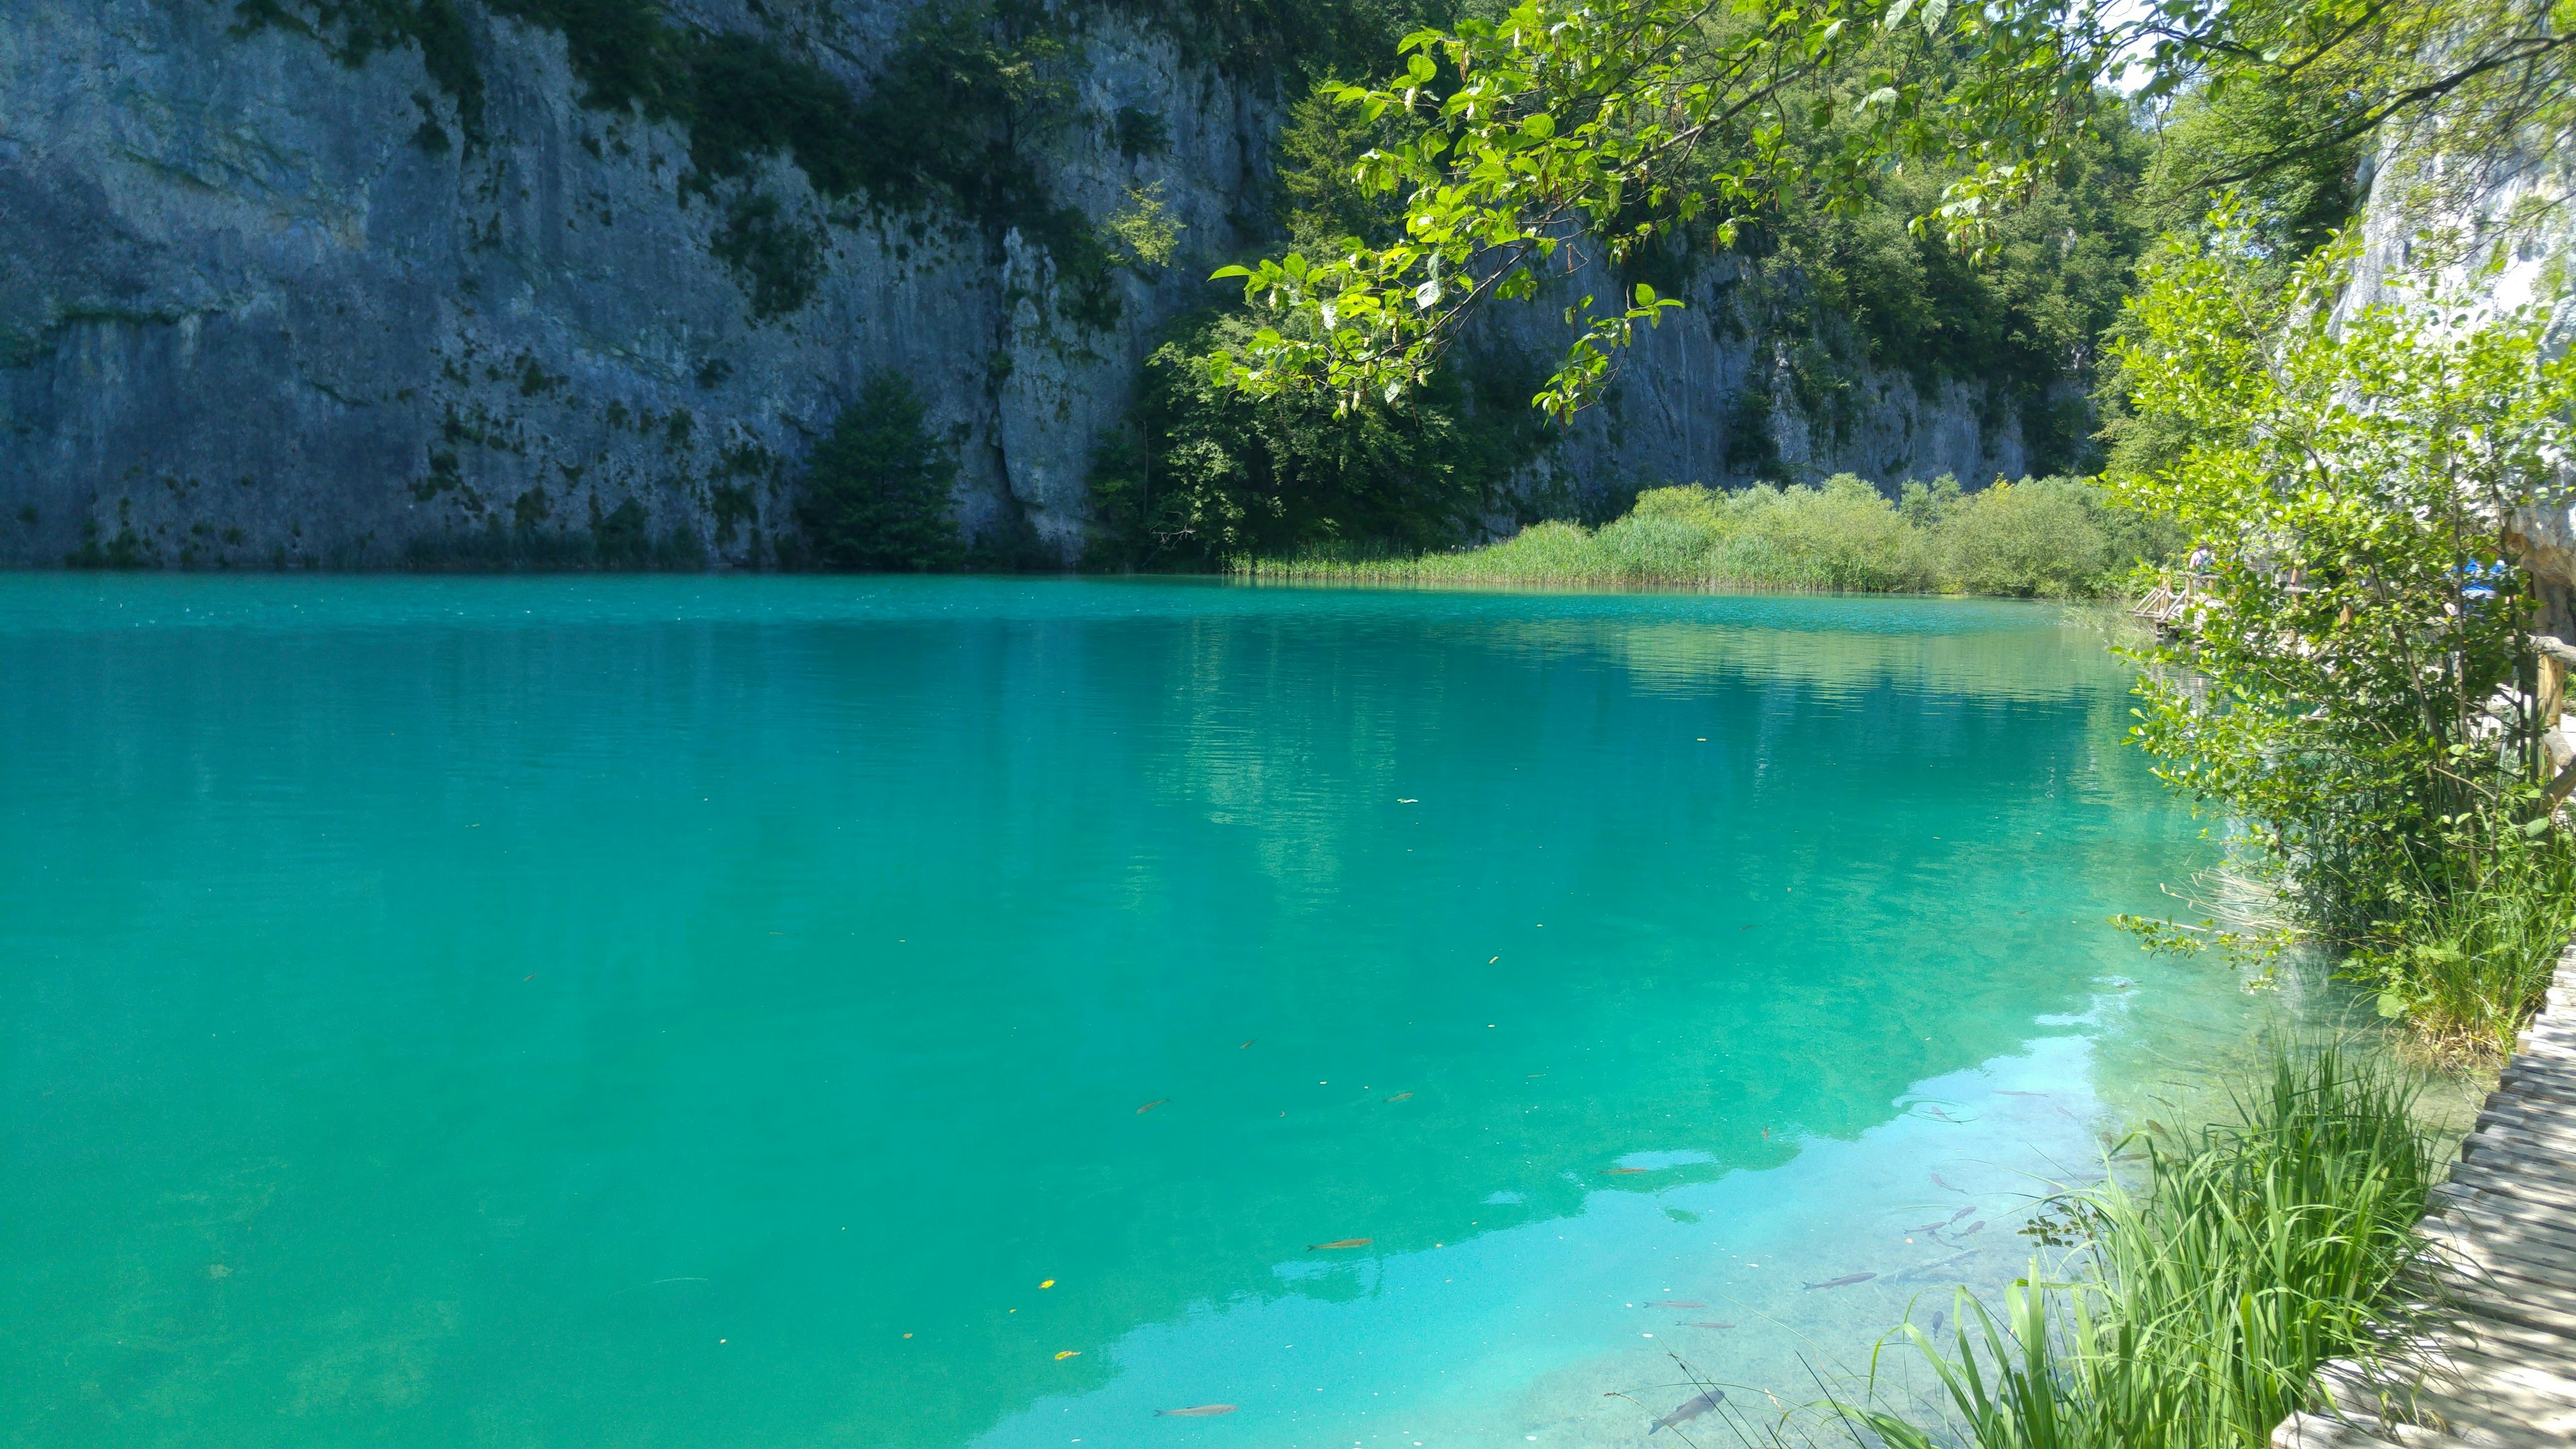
[0,0,2036,569]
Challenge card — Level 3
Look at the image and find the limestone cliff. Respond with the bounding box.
[0,0,2041,569]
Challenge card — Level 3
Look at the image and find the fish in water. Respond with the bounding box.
[1680,1322,1735,1330]
[1945,1205,1975,1226]
[1649,1301,1705,1308]
[1601,1167,1650,1175]
[1240,1040,1254,1049]
[1931,1172,1967,1193]
[1136,1099,1170,1114]
[1155,1405,1238,1417]
[1803,1273,1876,1291]
[1650,1390,1725,1433]
[1385,1092,1413,1102]
[1307,1238,1372,1250]
[1994,1089,2047,1097]
[1954,1220,1986,1237]
[1919,1104,1956,1122]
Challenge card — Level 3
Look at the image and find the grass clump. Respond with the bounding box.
[1855,1045,2438,1449]
[792,370,965,572]
[2343,826,2576,1065]
[1243,475,2172,598]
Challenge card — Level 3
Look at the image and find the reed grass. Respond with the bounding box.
[1850,1045,2438,1449]
[2344,831,2576,1065]
[1236,474,2177,598]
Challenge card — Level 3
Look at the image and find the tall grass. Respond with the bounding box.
[2345,828,2576,1063]
[1238,474,2177,598]
[1854,1046,2438,1449]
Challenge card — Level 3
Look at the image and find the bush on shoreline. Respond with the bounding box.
[1238,474,2176,598]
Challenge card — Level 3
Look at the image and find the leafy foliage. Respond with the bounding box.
[2111,213,2576,938]
[1251,474,2173,596]
[1088,313,1552,569]
[1207,0,2576,421]
[794,370,966,572]
[2344,826,2576,1062]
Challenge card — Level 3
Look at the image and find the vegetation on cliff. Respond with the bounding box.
[792,371,967,572]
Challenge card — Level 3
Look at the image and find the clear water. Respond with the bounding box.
[0,576,2270,1448]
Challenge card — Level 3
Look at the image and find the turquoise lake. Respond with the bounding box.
[0,576,2276,1448]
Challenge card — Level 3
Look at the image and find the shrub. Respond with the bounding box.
[1937,478,2116,598]
[794,370,964,572]
[1246,474,2169,596]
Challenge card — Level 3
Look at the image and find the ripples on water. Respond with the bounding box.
[0,576,2286,1447]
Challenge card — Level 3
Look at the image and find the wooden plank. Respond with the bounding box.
[2445,1151,2576,1200]
[2460,1120,2576,1155]
[2399,1381,2576,1441]
[2320,1358,2576,1442]
[2421,1150,2576,1206]
[2430,1178,2576,1232]
[2408,1338,2576,1406]
[2421,1265,2576,1340]
[2316,1358,2576,1442]
[2483,1062,2576,1093]
[2420,1198,2576,1260]
[2270,941,2576,1448]
[2459,1122,2576,1165]
[2416,1219,2576,1283]
[2490,1067,2576,1103]
[2438,1307,2576,1358]
[2488,1079,2576,1115]
[2458,1123,2576,1163]
[2449,1150,2576,1202]
[2270,1411,2475,1449]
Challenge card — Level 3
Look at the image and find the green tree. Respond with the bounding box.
[2112,212,2576,935]
[1090,313,1548,568]
[796,370,967,572]
[1205,0,2576,420]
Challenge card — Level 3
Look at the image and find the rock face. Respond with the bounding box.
[0,0,2039,570]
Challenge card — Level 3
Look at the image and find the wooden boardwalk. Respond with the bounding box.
[2273,943,2576,1447]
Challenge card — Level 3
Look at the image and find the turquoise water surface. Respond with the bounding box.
[1,577,2260,1448]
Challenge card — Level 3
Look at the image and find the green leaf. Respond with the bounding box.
[1633,281,1656,307]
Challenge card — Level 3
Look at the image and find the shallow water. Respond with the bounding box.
[0,576,2276,1447]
